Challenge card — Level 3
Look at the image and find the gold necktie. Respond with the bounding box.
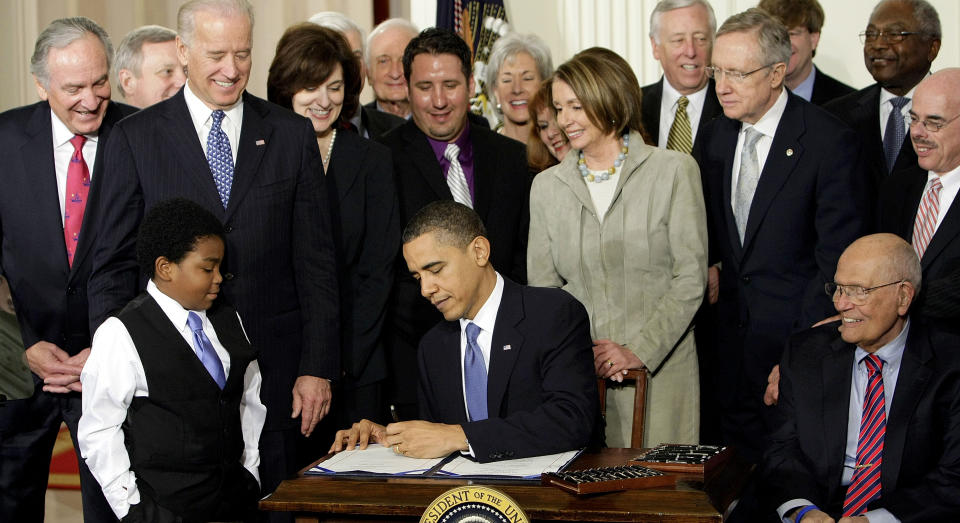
[666,96,693,154]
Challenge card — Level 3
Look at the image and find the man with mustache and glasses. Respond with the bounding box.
[824,0,941,186]
[880,69,960,329]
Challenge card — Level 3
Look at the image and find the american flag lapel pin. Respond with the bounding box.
[502,344,512,351]
[256,139,266,146]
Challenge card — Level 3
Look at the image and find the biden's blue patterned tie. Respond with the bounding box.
[207,109,234,208]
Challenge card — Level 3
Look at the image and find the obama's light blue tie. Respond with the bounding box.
[464,322,487,421]
[187,312,226,389]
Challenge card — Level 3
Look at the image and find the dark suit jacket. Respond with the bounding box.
[360,102,404,142]
[417,278,599,462]
[694,91,872,436]
[0,100,136,355]
[809,68,856,107]
[761,322,960,521]
[824,84,918,185]
[378,119,530,405]
[641,77,722,147]
[326,129,399,385]
[88,90,339,429]
[880,164,960,323]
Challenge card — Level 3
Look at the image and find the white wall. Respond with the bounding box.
[1,0,956,112]
[503,0,959,89]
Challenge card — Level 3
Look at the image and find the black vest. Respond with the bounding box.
[118,293,257,519]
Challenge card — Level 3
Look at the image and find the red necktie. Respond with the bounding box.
[912,177,943,259]
[843,354,886,516]
[64,135,90,267]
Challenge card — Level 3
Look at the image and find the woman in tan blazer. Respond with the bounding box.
[528,48,707,447]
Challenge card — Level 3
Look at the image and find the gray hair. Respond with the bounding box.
[31,17,114,87]
[890,237,922,292]
[870,0,941,39]
[716,8,791,68]
[308,11,364,54]
[113,25,177,96]
[650,0,717,44]
[365,17,419,68]
[178,0,254,48]
[483,32,553,101]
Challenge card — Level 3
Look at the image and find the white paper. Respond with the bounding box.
[438,450,580,478]
[308,444,443,475]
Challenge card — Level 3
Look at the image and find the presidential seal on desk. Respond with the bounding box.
[420,486,528,523]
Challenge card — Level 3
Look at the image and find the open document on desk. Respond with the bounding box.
[306,444,581,480]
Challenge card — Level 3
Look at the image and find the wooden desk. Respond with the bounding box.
[260,449,752,522]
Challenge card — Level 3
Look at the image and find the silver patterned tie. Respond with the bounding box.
[443,143,473,208]
[734,127,764,244]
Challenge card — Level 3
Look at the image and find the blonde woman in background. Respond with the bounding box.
[484,32,553,143]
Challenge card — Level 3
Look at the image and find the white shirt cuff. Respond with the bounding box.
[777,499,814,522]
[864,508,900,523]
[101,470,140,519]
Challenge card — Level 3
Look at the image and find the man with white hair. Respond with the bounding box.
[308,11,404,140]
[694,7,871,463]
[0,16,135,523]
[642,0,723,153]
[88,2,340,516]
[113,25,185,108]
[365,18,419,119]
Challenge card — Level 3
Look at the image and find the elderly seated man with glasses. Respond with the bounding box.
[758,233,960,523]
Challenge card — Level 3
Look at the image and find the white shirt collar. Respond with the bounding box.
[791,66,817,102]
[146,279,207,333]
[880,83,919,105]
[854,318,910,369]
[183,80,244,133]
[50,109,99,148]
[742,88,788,139]
[930,163,960,189]
[662,77,708,112]
[459,272,504,335]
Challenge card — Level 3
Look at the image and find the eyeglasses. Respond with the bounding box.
[825,280,903,305]
[859,30,921,44]
[908,113,960,133]
[704,63,776,83]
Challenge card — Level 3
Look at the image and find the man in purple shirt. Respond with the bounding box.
[377,27,529,421]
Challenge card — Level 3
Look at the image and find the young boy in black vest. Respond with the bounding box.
[78,198,265,522]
